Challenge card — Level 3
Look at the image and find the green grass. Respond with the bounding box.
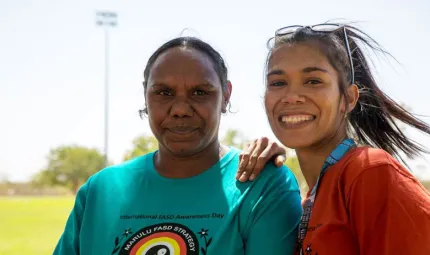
[0,196,74,255]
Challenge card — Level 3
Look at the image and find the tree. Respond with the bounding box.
[221,129,249,148]
[284,155,308,197]
[421,180,430,191]
[122,135,158,161]
[33,145,105,194]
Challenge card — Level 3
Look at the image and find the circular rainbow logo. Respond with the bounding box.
[119,223,199,255]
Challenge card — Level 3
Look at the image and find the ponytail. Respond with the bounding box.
[345,26,430,160]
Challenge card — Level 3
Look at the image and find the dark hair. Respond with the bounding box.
[142,36,229,91]
[266,23,430,161]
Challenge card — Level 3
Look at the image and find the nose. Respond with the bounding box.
[280,89,306,105]
[169,97,193,118]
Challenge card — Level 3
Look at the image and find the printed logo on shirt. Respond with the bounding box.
[111,223,212,255]
[307,224,322,232]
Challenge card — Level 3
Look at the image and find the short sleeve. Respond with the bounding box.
[53,179,90,255]
[347,163,430,255]
[245,166,303,255]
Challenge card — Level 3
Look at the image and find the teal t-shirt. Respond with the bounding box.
[54,148,302,255]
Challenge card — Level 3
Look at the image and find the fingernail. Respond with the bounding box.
[249,174,256,181]
[239,173,247,182]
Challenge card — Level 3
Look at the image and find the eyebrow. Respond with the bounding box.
[195,83,216,88]
[267,67,329,77]
[149,82,216,89]
[302,67,329,73]
[149,83,168,89]
[267,69,285,77]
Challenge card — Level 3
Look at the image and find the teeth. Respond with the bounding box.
[281,115,314,123]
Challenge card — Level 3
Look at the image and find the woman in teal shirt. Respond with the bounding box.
[53,36,302,255]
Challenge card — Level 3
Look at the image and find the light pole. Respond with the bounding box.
[96,11,117,167]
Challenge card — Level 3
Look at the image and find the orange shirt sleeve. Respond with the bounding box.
[346,163,430,255]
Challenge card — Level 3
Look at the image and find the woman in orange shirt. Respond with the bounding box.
[238,23,430,254]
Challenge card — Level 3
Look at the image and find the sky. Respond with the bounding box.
[1,0,430,182]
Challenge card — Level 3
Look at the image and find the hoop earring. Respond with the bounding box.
[221,101,229,115]
[138,107,148,119]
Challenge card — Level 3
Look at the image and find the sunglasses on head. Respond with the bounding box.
[269,24,355,85]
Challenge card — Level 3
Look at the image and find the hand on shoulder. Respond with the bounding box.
[236,137,287,182]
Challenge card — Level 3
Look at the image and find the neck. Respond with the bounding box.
[154,139,227,178]
[296,132,347,191]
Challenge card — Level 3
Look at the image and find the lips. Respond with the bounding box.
[167,126,199,135]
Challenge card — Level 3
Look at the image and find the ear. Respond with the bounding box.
[222,81,233,113]
[345,84,359,114]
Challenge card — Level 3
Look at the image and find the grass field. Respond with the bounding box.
[0,196,75,255]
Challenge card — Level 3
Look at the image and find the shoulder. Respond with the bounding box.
[96,152,153,178]
[344,146,396,168]
[260,164,300,192]
[238,163,300,197]
[336,147,428,201]
[229,147,299,192]
[83,151,156,192]
[337,147,402,182]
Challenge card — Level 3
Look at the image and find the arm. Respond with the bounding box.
[244,166,302,255]
[348,164,430,255]
[53,180,90,255]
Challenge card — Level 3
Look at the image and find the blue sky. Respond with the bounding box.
[1,0,430,181]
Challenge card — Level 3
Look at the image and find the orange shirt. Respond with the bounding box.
[297,147,430,255]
